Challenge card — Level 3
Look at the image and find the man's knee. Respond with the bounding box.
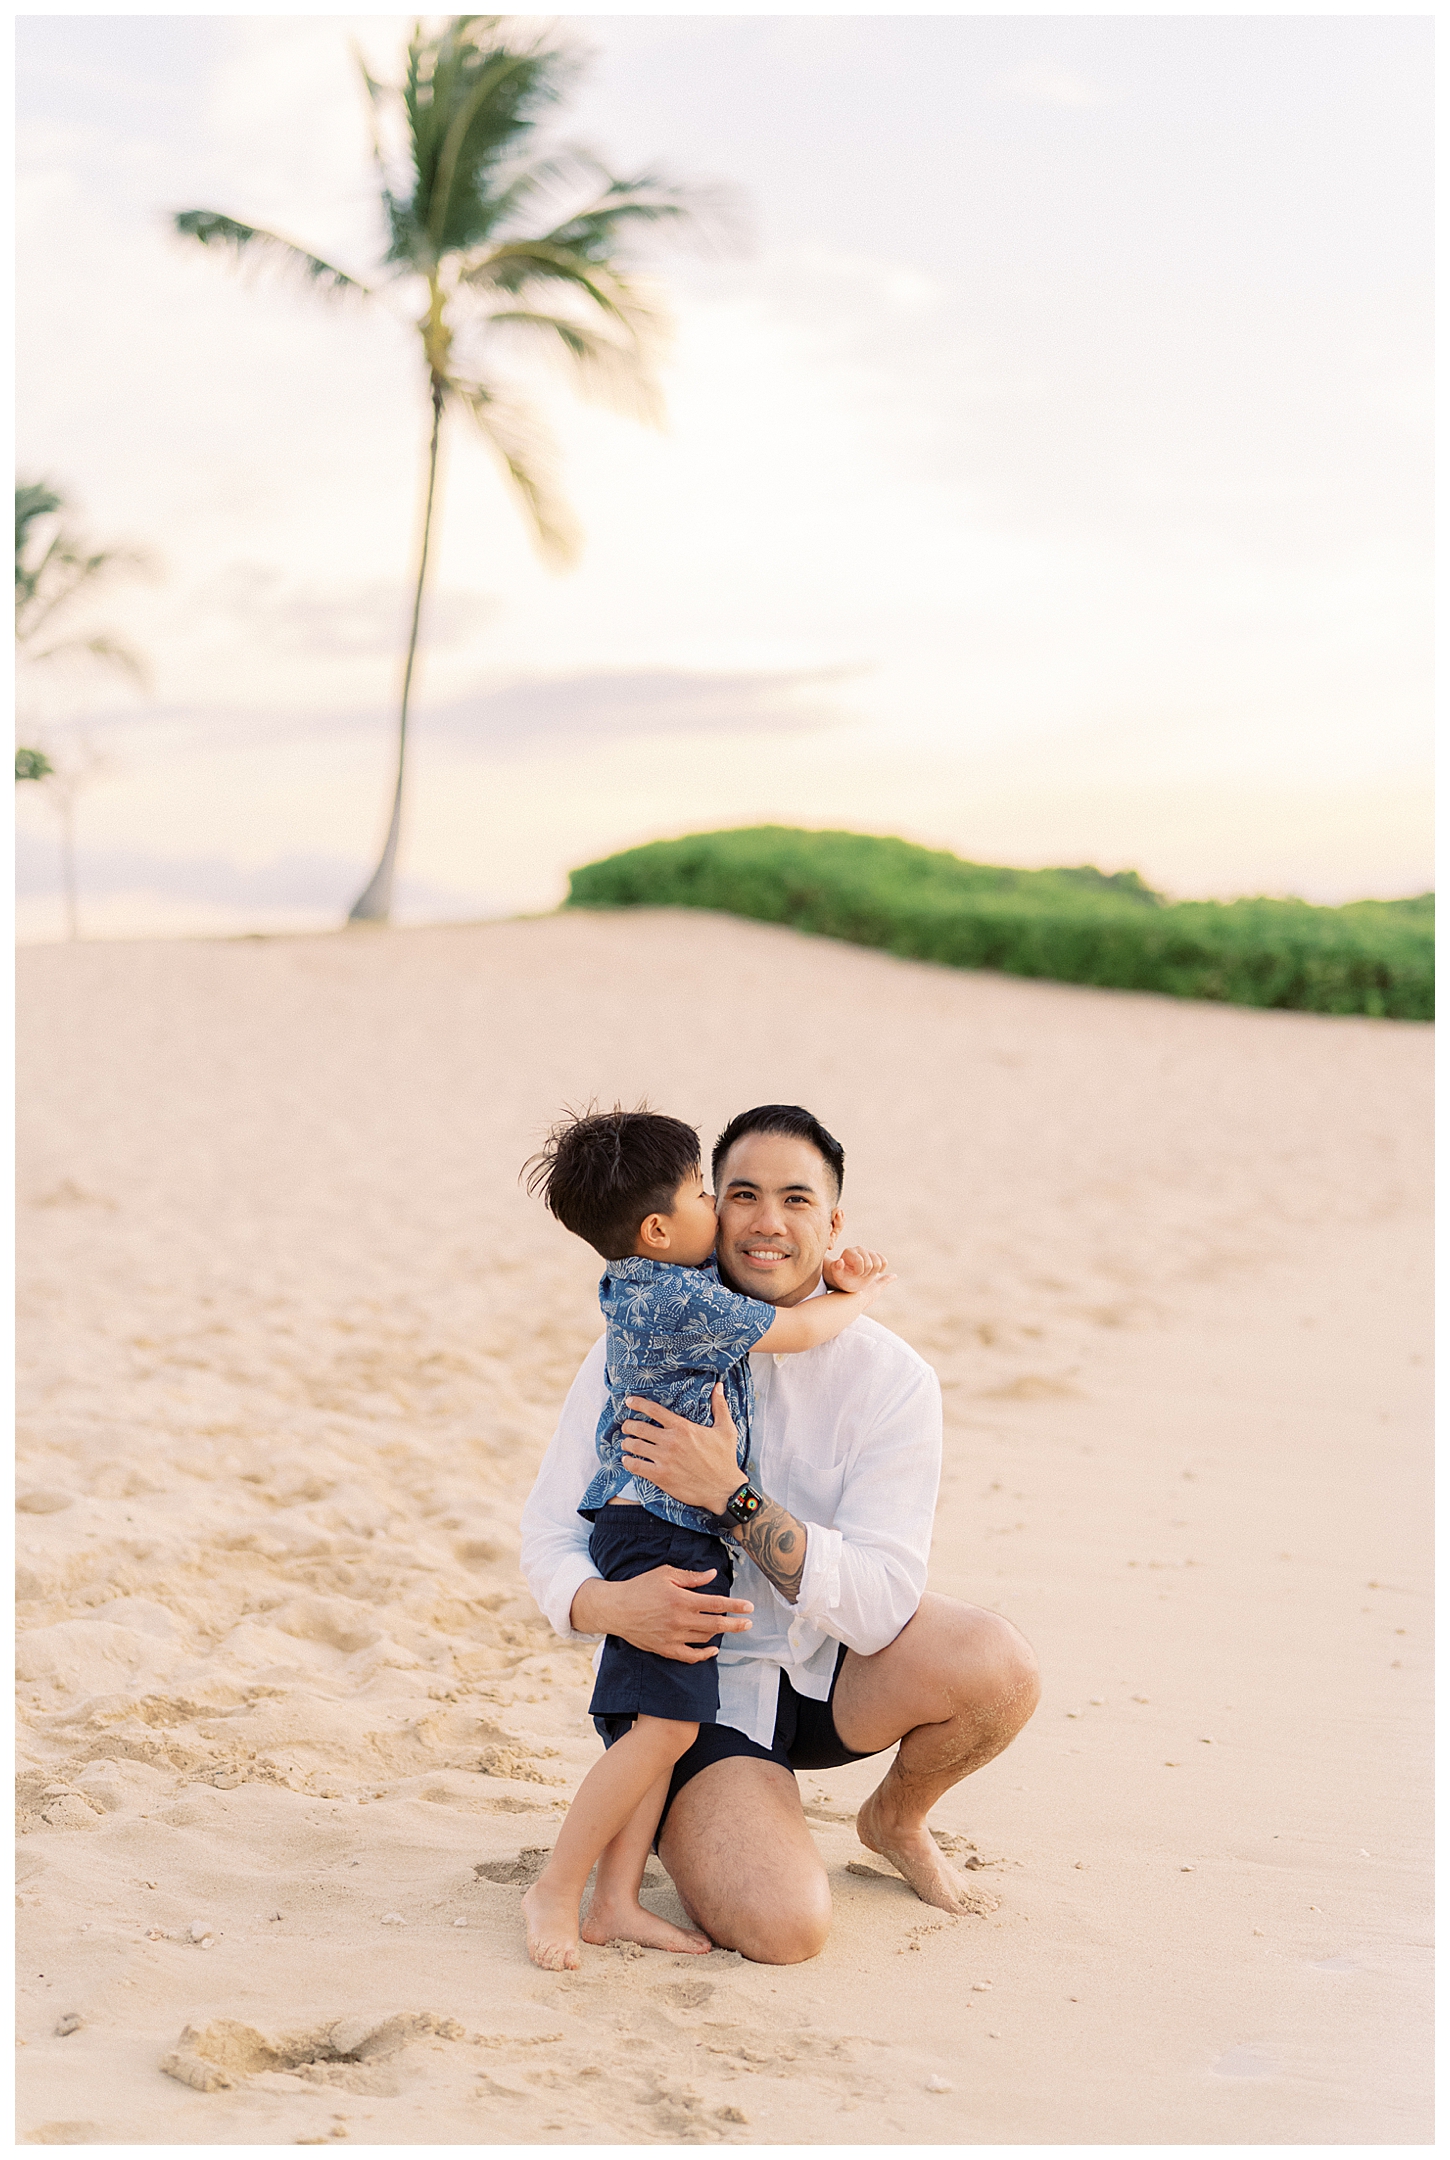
[957,1605,1040,1726]
[659,1788,833,1966]
[907,1594,1041,1723]
[724,1871,832,1965]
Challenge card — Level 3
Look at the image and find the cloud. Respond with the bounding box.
[201,565,499,658]
[417,665,860,751]
[65,665,860,759]
[15,828,467,914]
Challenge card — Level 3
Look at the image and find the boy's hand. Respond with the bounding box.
[822,1245,892,1298]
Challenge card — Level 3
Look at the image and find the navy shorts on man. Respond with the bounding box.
[587,1505,734,1730]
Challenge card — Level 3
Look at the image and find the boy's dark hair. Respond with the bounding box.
[711,1104,845,1199]
[524,1104,701,1260]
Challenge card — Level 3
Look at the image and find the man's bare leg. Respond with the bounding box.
[657,1755,832,1965]
[654,1599,1038,1958]
[580,1771,713,1954]
[834,1594,1041,1911]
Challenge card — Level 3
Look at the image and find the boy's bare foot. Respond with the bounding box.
[521,1880,582,1970]
[581,1894,713,1955]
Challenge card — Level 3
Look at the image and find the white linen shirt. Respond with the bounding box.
[518,1314,943,1748]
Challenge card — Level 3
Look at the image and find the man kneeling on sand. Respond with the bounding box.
[519,1102,1042,1965]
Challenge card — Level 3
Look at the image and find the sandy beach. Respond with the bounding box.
[15,907,1432,2145]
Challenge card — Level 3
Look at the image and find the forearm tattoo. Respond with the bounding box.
[732,1497,806,1605]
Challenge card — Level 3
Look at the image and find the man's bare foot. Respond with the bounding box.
[580,1894,713,1955]
[521,1879,582,1970]
[855,1788,998,1915]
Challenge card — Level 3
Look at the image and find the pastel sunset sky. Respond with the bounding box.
[15,12,1433,939]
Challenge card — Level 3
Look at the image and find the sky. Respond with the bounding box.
[15,11,1434,940]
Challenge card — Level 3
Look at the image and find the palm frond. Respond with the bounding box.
[16,538,152,645]
[427,49,540,250]
[462,239,662,342]
[537,170,704,262]
[451,380,580,565]
[381,188,426,265]
[18,543,98,638]
[355,48,391,166]
[16,481,63,578]
[397,19,574,264]
[172,210,371,299]
[461,149,586,243]
[30,630,150,689]
[15,529,65,622]
[484,309,664,425]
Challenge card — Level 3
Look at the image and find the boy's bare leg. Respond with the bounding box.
[522,1715,698,1971]
[580,1771,713,1953]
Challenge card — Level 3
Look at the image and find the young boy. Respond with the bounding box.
[519,1104,893,1971]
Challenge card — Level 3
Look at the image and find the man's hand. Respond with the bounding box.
[822,1243,889,1294]
[569,1565,754,1663]
[621,1382,813,1609]
[620,1381,743,1516]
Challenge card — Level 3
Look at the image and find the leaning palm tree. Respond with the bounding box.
[174,14,697,925]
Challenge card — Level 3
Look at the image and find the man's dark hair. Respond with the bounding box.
[524,1104,701,1260]
[711,1104,845,1199]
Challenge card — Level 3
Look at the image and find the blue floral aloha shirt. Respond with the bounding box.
[578,1255,778,1531]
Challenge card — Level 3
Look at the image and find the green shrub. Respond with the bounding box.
[566,827,1433,1020]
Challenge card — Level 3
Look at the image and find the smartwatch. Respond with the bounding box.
[723,1479,764,1525]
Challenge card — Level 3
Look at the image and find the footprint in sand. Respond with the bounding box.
[929,1829,990,1869]
[650,1980,715,2011]
[473,1847,553,1887]
[160,2011,466,2097]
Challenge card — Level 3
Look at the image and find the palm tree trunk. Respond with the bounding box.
[347,377,445,926]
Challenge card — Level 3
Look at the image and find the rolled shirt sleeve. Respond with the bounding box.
[518,1334,609,1641]
[752,1335,942,1677]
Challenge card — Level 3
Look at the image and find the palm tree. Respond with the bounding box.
[173,14,698,926]
[16,481,148,683]
[15,480,150,939]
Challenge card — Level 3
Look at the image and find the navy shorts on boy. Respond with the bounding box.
[587,1506,734,1726]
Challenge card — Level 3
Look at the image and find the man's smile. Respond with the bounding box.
[712,1132,845,1305]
